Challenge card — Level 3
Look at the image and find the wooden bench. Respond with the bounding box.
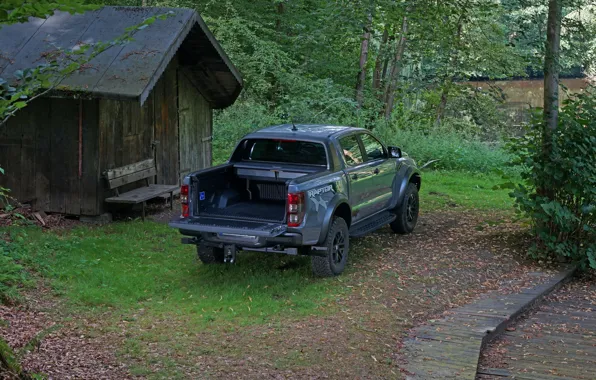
[104,159,178,221]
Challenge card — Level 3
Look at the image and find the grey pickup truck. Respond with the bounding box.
[170,124,421,277]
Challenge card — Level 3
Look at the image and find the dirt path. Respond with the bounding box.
[1,210,549,379]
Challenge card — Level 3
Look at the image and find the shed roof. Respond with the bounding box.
[0,6,243,108]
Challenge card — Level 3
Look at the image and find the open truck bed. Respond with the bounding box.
[189,162,324,224]
[201,201,286,222]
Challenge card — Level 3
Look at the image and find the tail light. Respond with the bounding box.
[287,192,305,227]
[180,184,189,218]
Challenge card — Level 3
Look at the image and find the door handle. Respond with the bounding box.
[352,174,358,180]
[373,168,380,175]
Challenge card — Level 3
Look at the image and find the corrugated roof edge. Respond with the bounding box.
[137,8,243,106]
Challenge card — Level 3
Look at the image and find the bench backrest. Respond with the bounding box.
[104,159,156,190]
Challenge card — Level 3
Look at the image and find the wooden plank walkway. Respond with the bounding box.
[477,279,596,380]
[399,267,576,379]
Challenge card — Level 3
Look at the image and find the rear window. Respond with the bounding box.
[240,139,327,166]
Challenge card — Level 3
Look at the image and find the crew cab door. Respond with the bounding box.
[359,133,394,213]
[339,134,377,222]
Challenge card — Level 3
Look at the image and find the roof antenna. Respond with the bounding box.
[291,121,298,132]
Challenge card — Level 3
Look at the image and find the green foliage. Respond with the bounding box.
[0,166,8,203]
[0,236,30,305]
[505,88,596,268]
[0,0,97,25]
[374,122,513,174]
[0,336,22,377]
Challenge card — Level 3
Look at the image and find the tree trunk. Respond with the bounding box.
[356,11,373,108]
[276,1,284,32]
[383,16,408,120]
[372,27,389,94]
[435,11,465,126]
[543,0,562,133]
[141,0,147,6]
[539,0,562,197]
[435,86,449,125]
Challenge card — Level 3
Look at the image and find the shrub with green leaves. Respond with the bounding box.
[374,122,513,173]
[506,89,596,268]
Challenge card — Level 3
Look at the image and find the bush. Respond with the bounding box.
[374,122,513,173]
[506,89,596,268]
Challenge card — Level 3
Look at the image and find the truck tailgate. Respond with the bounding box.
[170,217,287,237]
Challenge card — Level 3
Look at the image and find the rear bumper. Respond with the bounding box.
[198,231,304,248]
[169,220,286,238]
[170,219,304,248]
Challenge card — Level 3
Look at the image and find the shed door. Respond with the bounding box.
[178,70,213,181]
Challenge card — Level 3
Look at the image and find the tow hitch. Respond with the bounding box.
[224,245,237,264]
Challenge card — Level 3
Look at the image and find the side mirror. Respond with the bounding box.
[388,146,402,158]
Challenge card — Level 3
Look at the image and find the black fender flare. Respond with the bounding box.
[389,167,421,210]
[317,194,350,245]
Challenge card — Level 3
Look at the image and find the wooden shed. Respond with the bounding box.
[0,6,242,216]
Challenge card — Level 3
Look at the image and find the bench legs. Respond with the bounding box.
[170,191,173,210]
[142,201,146,222]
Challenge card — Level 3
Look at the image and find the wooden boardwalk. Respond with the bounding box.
[399,268,576,379]
[477,280,596,380]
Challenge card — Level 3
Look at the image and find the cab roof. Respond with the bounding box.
[245,124,365,142]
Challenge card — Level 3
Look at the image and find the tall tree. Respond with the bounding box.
[372,26,390,95]
[356,5,373,108]
[538,0,562,199]
[383,15,408,119]
[543,0,563,133]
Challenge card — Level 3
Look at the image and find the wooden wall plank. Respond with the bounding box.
[98,98,112,214]
[178,67,213,179]
[80,99,99,216]
[121,101,133,166]
[141,92,154,184]
[166,58,179,185]
[0,108,23,204]
[34,99,52,212]
[153,58,179,185]
[178,69,193,179]
[129,101,142,164]
[113,100,124,168]
[49,98,80,214]
[153,71,166,184]
[19,103,37,204]
[205,106,213,168]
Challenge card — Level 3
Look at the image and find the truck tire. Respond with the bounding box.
[390,182,419,234]
[197,245,225,264]
[311,217,349,277]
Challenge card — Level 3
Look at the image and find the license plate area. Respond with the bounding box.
[224,245,237,263]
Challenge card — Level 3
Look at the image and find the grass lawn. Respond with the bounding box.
[1,170,529,378]
[6,222,340,324]
[420,170,516,211]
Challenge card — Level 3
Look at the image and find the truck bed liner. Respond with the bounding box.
[201,201,285,222]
